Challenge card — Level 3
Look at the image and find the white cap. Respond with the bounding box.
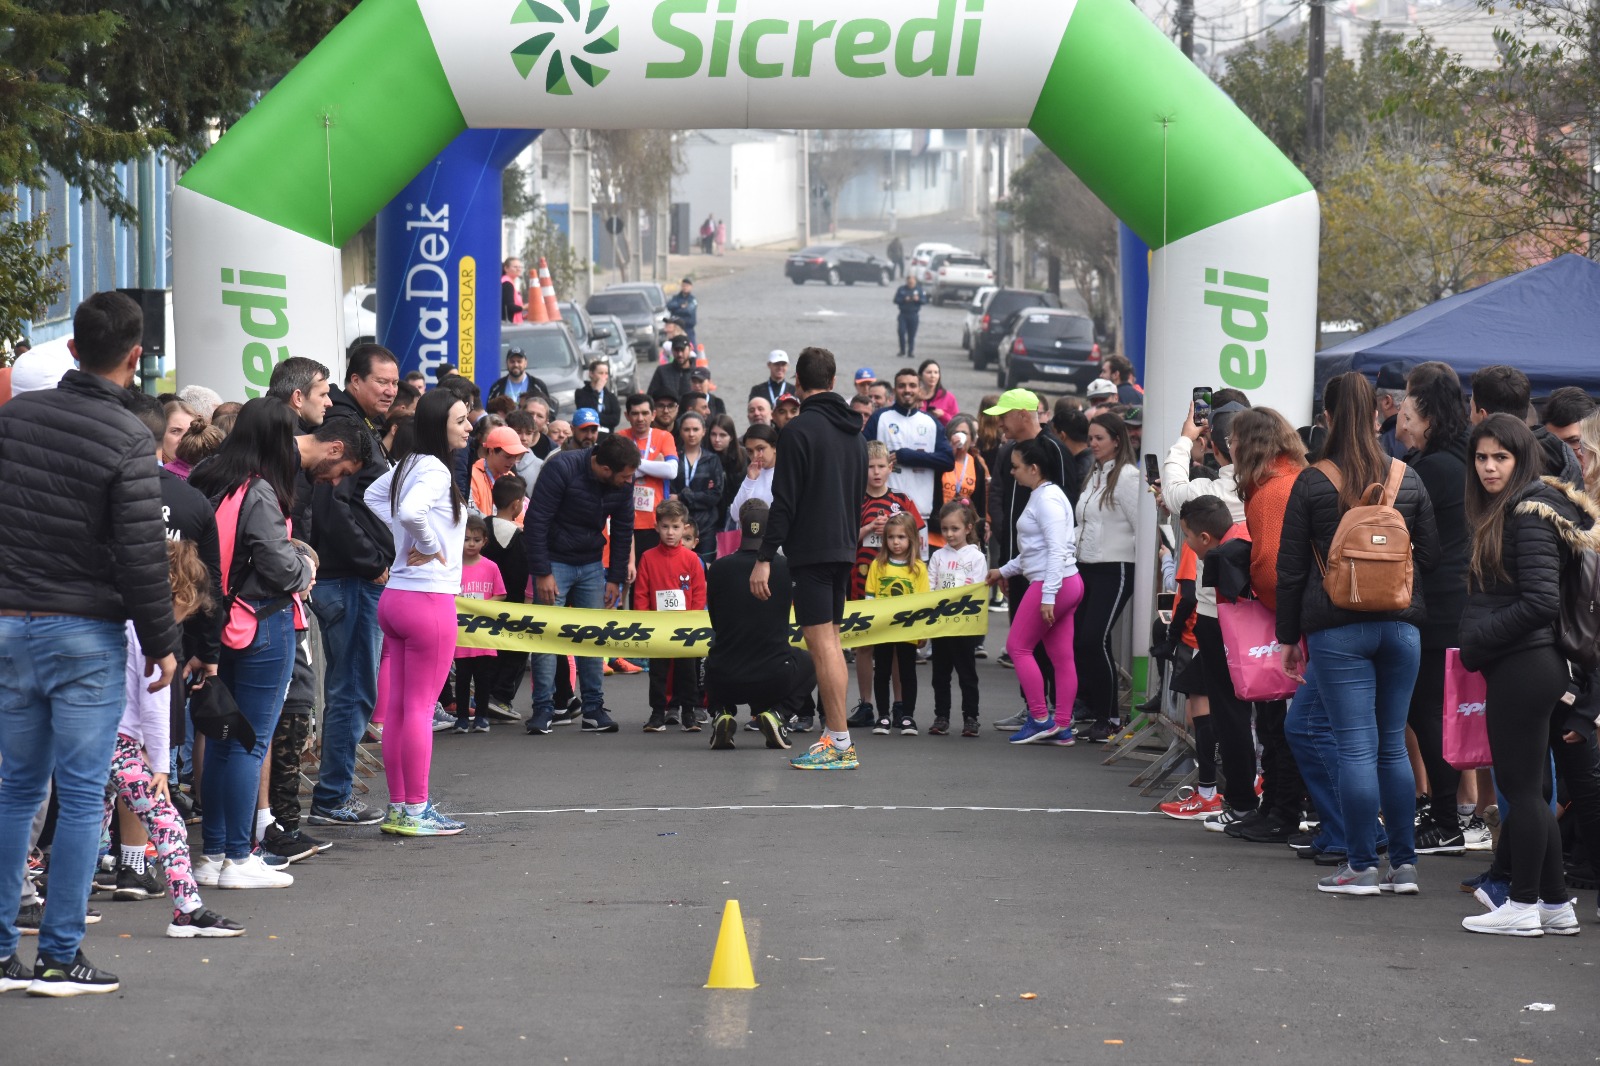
[1085,377,1117,398]
[9,347,77,395]
[766,349,789,365]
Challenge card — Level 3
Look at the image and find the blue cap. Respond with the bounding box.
[855,367,877,382]
[573,407,600,428]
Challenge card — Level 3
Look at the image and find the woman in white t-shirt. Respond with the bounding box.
[726,424,778,531]
[363,389,471,837]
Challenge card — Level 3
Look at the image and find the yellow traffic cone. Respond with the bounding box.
[703,900,758,989]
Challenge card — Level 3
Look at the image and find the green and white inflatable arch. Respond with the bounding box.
[176,0,1318,433]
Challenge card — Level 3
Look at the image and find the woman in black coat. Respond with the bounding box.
[1457,414,1596,936]
[1396,362,1473,852]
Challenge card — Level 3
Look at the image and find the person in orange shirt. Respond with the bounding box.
[468,426,529,525]
[616,392,678,559]
[930,416,988,550]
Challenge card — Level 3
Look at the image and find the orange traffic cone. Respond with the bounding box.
[538,258,560,321]
[525,270,549,323]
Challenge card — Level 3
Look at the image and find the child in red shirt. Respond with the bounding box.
[453,516,506,734]
[851,441,924,726]
[634,500,707,733]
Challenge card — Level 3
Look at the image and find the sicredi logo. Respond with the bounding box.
[510,0,618,94]
[1206,267,1269,391]
[1455,702,1485,717]
[221,268,291,399]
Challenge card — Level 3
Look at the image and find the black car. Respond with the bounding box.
[995,308,1101,391]
[584,290,663,355]
[970,288,1062,369]
[784,245,891,286]
[500,322,585,417]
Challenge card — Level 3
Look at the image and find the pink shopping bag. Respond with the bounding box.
[715,531,742,559]
[1442,648,1492,769]
[1217,598,1304,701]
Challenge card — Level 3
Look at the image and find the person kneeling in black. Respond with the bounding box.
[705,500,816,750]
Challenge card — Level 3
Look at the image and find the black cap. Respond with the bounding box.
[1376,360,1411,391]
[739,498,769,549]
[690,367,712,381]
[681,276,694,285]
[506,347,524,359]
[670,335,690,349]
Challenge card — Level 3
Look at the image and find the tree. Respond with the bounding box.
[1003,149,1120,341]
[589,129,683,275]
[807,130,879,235]
[0,196,68,352]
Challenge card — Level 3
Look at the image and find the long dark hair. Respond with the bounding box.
[1465,414,1543,589]
[391,388,464,524]
[707,413,747,475]
[190,397,298,513]
[1404,361,1469,457]
[1088,411,1136,509]
[1322,372,1388,512]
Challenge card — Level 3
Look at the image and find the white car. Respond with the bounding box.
[928,252,995,305]
[908,241,959,283]
[961,286,997,350]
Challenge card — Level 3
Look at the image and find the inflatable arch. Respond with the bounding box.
[175,0,1319,433]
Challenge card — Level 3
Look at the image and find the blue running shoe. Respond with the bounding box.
[1473,878,1510,911]
[1009,716,1063,745]
[1459,869,1494,893]
[418,803,464,834]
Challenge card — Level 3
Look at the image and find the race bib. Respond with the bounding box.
[864,533,882,548]
[655,589,686,612]
[633,483,657,513]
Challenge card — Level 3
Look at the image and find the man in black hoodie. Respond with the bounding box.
[1469,365,1583,486]
[752,347,867,770]
[306,343,396,828]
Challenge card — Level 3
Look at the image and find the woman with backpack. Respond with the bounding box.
[1457,414,1595,936]
[1275,372,1438,896]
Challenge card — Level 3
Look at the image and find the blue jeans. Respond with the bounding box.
[1306,621,1420,870]
[1285,660,1346,854]
[0,615,127,960]
[897,313,919,355]
[531,561,607,720]
[204,606,294,859]
[310,577,383,810]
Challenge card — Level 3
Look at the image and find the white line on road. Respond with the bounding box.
[453,803,1159,817]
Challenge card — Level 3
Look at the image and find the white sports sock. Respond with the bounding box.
[120,843,146,874]
[254,807,275,841]
[403,802,427,817]
[1539,900,1570,911]
[1198,786,1217,801]
[829,730,852,749]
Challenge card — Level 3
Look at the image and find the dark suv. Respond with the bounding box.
[970,288,1061,370]
[995,308,1100,391]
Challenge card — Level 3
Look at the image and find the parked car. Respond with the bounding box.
[584,289,663,355]
[961,286,998,350]
[604,281,668,317]
[499,321,585,417]
[995,308,1101,391]
[908,241,959,281]
[927,252,994,305]
[970,288,1062,370]
[585,313,637,392]
[784,244,892,286]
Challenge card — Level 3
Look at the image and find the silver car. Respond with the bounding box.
[499,322,585,417]
[586,313,637,394]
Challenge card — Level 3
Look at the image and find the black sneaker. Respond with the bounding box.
[1414,813,1467,855]
[15,901,41,936]
[757,711,790,750]
[961,717,981,737]
[872,716,892,736]
[27,950,118,997]
[997,652,1014,669]
[680,709,702,733]
[551,698,584,726]
[1287,829,1316,851]
[1238,814,1296,844]
[284,828,333,854]
[91,862,117,893]
[662,710,681,728]
[112,864,163,901]
[0,953,30,993]
[786,713,813,733]
[581,708,620,733]
[1085,721,1117,744]
[166,907,247,939]
[847,701,876,728]
[897,715,919,736]
[1224,807,1267,838]
[262,824,318,863]
[1312,848,1350,866]
[710,713,737,750]
[928,717,950,736]
[644,712,667,733]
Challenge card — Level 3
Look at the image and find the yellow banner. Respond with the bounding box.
[455,585,989,658]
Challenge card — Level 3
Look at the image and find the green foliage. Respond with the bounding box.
[0,194,68,349]
[1003,149,1118,336]
[521,199,586,298]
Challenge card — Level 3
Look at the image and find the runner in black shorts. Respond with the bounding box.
[751,347,867,770]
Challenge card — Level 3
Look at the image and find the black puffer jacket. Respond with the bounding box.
[0,370,180,658]
[307,386,393,580]
[1459,477,1600,673]
[1407,432,1469,649]
[1276,459,1439,645]
[758,391,867,568]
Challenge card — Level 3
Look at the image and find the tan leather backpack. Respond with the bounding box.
[1313,459,1412,612]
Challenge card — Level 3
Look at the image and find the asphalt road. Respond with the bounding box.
[7,230,1596,1061]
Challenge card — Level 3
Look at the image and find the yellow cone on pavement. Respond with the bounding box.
[704,900,758,989]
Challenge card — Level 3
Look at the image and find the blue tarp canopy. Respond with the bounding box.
[1316,253,1600,398]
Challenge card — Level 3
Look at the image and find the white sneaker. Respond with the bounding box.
[1461,814,1492,851]
[217,853,294,890]
[1462,900,1542,937]
[1538,900,1581,936]
[193,855,224,888]
[431,703,455,733]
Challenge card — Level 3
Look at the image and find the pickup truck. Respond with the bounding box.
[928,253,996,304]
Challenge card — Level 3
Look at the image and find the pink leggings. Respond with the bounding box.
[101,735,202,921]
[376,589,458,805]
[1006,576,1084,725]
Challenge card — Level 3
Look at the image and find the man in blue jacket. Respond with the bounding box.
[523,433,641,734]
[666,278,698,347]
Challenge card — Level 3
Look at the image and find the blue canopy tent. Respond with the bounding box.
[1316,253,1600,399]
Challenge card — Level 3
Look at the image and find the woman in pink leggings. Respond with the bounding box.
[363,389,472,836]
[987,436,1084,746]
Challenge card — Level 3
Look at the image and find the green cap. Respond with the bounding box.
[983,389,1041,416]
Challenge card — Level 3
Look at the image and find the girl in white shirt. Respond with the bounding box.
[726,424,777,530]
[928,502,989,736]
[1071,412,1140,743]
[363,389,471,838]
[988,437,1084,746]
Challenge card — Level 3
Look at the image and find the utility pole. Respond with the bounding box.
[798,129,811,248]
[1306,0,1327,186]
[1176,0,1195,60]
[994,130,1007,285]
